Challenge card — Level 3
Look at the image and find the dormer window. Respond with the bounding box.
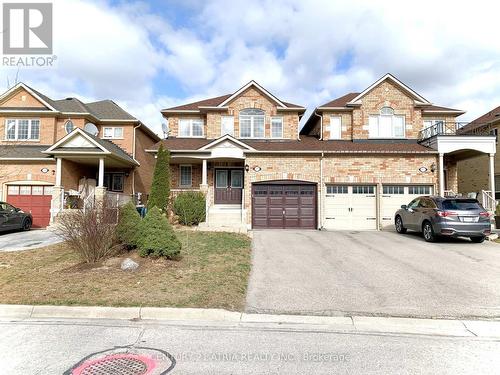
[369,107,405,138]
[178,118,204,137]
[240,108,265,138]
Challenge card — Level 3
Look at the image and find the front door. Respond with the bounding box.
[215,169,243,204]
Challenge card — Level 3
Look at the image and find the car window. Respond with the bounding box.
[419,198,436,209]
[442,199,481,211]
[408,198,420,209]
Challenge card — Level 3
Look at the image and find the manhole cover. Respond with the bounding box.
[73,354,152,375]
[66,347,175,375]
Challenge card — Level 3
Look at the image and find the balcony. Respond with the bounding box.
[418,121,495,142]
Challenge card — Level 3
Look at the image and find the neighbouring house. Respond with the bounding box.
[151,74,497,231]
[457,106,500,199]
[0,83,160,228]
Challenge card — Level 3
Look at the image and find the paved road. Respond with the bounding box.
[246,230,500,318]
[0,318,498,374]
[0,229,61,251]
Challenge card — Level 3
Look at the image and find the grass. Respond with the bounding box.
[0,231,252,311]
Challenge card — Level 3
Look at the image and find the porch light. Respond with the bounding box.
[245,164,250,172]
[430,163,436,173]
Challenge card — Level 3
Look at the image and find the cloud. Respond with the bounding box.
[2,0,500,133]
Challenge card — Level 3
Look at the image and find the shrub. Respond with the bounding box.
[173,191,206,225]
[56,203,120,263]
[148,144,171,211]
[116,201,141,248]
[137,206,181,258]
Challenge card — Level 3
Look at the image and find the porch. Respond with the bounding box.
[419,121,497,210]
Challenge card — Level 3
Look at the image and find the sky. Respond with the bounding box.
[1,0,500,135]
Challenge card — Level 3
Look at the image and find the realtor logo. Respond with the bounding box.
[3,3,53,54]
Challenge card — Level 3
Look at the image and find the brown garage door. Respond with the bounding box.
[252,181,317,229]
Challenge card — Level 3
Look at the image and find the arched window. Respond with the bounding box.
[369,107,405,138]
[64,120,74,134]
[239,108,265,138]
[380,106,395,116]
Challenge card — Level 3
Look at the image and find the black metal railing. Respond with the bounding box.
[418,121,494,141]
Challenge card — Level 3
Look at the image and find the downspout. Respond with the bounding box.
[319,150,324,230]
[132,122,141,195]
[314,111,323,140]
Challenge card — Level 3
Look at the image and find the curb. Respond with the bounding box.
[1,304,499,338]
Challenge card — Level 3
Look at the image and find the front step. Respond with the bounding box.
[200,206,246,231]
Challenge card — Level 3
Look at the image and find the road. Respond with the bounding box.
[247,230,500,318]
[0,318,499,374]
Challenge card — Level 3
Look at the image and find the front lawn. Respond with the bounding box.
[0,231,251,311]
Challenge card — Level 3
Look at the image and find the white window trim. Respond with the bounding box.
[328,115,342,140]
[239,111,266,139]
[102,126,124,139]
[4,118,40,141]
[179,164,192,187]
[270,116,284,139]
[220,116,234,137]
[368,114,406,139]
[178,118,205,138]
[422,119,445,128]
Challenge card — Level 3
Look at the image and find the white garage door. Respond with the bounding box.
[380,185,433,228]
[324,185,377,230]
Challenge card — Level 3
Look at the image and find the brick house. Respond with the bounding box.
[152,75,496,231]
[0,83,159,227]
[457,106,500,199]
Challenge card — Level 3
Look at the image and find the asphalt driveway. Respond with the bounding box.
[246,230,500,319]
[0,229,62,252]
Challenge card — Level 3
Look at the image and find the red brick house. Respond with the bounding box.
[0,83,159,227]
[152,75,496,231]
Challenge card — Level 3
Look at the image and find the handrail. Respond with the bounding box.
[482,190,497,212]
[418,121,494,142]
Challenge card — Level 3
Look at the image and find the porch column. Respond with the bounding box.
[489,153,495,199]
[98,157,105,187]
[55,157,62,187]
[439,153,445,197]
[201,159,208,186]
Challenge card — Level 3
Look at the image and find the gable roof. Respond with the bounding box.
[347,73,431,105]
[198,134,256,151]
[0,83,58,111]
[162,81,305,113]
[459,105,500,133]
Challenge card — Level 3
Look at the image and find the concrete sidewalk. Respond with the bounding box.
[1,304,499,338]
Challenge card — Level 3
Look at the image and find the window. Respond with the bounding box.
[65,120,74,134]
[179,118,204,137]
[103,173,124,192]
[329,116,342,140]
[221,116,234,136]
[5,119,40,140]
[419,198,437,209]
[442,199,481,211]
[179,165,192,187]
[408,198,420,209]
[383,186,404,194]
[423,119,445,129]
[271,117,283,138]
[103,127,124,139]
[369,107,405,138]
[231,170,243,188]
[352,185,375,194]
[215,170,228,188]
[7,185,19,195]
[19,186,31,195]
[327,185,348,195]
[239,109,265,138]
[32,186,44,195]
[408,185,432,195]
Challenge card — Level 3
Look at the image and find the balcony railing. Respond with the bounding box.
[418,121,494,142]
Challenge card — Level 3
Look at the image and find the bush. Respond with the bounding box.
[56,203,120,263]
[173,191,206,225]
[116,201,141,248]
[148,144,171,211]
[137,206,181,258]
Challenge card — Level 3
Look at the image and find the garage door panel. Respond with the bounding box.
[252,182,317,229]
[254,196,268,205]
[6,185,52,228]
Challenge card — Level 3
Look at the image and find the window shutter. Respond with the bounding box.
[369,116,378,138]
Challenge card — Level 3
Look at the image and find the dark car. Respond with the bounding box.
[394,196,491,243]
[0,202,32,232]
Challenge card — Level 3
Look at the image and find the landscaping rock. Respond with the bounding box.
[121,258,139,271]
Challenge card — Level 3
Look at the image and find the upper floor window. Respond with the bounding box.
[369,107,405,138]
[5,119,40,141]
[329,116,342,140]
[423,119,444,129]
[221,116,234,137]
[240,109,265,138]
[64,120,74,134]
[271,117,283,138]
[179,118,204,137]
[103,127,124,139]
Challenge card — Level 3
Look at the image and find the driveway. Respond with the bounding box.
[0,229,62,252]
[246,230,500,319]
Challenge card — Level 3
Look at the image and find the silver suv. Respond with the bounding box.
[394,196,491,243]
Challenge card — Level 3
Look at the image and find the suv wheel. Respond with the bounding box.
[470,236,485,243]
[22,218,32,231]
[395,216,407,234]
[422,221,436,242]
